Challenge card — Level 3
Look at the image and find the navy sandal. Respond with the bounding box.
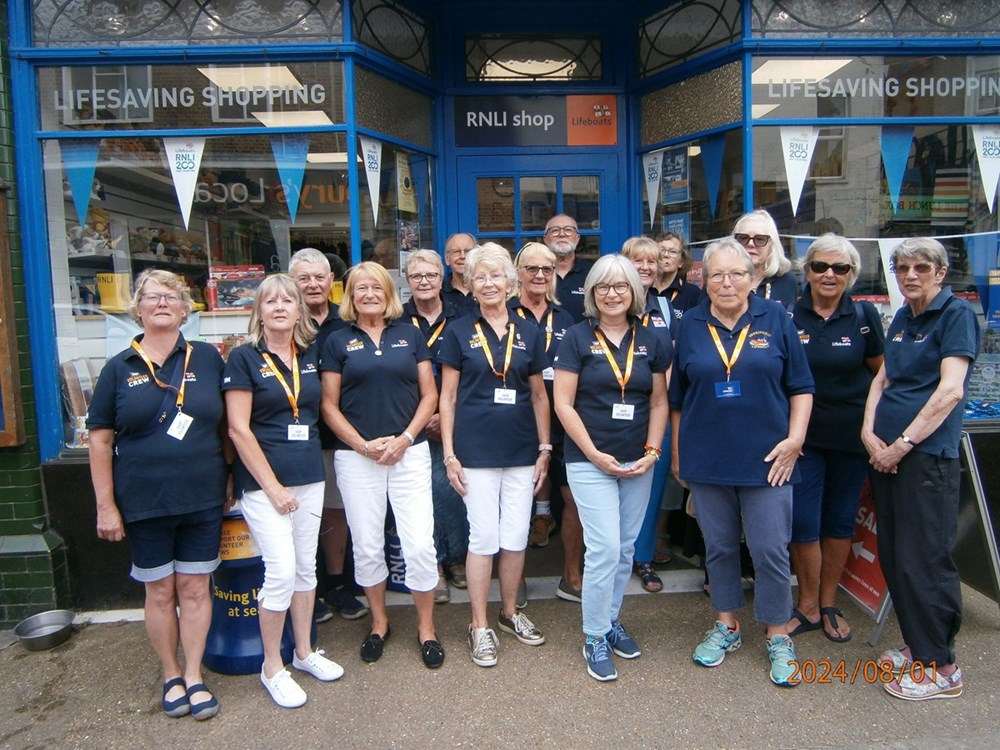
[186,682,220,721]
[162,677,190,718]
[787,608,822,637]
[820,606,852,643]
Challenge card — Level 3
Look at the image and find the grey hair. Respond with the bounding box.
[464,242,516,294]
[801,233,861,289]
[404,249,444,276]
[734,209,791,277]
[289,247,331,277]
[702,238,755,277]
[891,237,949,271]
[582,255,646,319]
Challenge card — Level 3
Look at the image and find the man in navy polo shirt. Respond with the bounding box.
[442,232,478,315]
[545,214,593,323]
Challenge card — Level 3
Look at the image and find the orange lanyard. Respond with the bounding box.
[411,315,447,348]
[474,321,516,388]
[707,323,749,382]
[515,307,554,353]
[130,340,192,412]
[261,344,301,423]
[594,325,635,402]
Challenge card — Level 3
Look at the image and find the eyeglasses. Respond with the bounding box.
[893,262,937,275]
[706,270,751,284]
[661,248,682,258]
[545,226,578,237]
[594,282,631,296]
[808,261,852,276]
[734,233,772,249]
[408,272,441,283]
[472,273,506,286]
[521,265,555,277]
[447,248,469,258]
[140,292,181,305]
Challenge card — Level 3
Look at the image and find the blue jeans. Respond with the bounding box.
[689,482,792,625]
[568,461,654,637]
[634,447,670,563]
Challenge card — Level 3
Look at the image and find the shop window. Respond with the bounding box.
[46,132,353,449]
[752,1,1000,37]
[32,0,344,47]
[638,0,740,78]
[640,62,743,146]
[465,35,602,82]
[62,66,153,125]
[354,66,433,150]
[352,0,431,76]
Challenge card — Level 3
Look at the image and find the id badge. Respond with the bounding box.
[715,381,742,399]
[166,411,193,441]
[288,424,309,441]
[542,367,555,381]
[494,388,517,405]
[612,402,635,420]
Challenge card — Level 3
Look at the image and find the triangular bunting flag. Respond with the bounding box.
[163,137,206,230]
[779,126,818,217]
[699,134,726,219]
[880,126,915,214]
[270,134,311,224]
[61,139,101,227]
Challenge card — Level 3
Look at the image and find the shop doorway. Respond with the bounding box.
[456,153,623,259]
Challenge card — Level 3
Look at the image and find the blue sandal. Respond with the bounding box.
[186,682,220,721]
[162,677,190,718]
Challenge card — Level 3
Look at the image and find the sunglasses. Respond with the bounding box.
[893,262,936,275]
[734,233,771,249]
[808,261,852,276]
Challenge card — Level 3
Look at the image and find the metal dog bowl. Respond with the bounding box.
[14,609,75,651]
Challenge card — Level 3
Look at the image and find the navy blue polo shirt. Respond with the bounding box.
[222,341,324,494]
[556,257,594,323]
[437,312,549,467]
[656,277,701,317]
[757,273,799,308]
[87,335,227,523]
[403,296,463,389]
[792,287,885,454]
[874,288,981,459]
[555,318,671,464]
[320,318,431,449]
[669,295,815,486]
[442,274,478,315]
[313,306,347,449]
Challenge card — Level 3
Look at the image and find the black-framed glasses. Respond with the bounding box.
[521,265,555,277]
[734,233,771,249]
[408,272,441,283]
[808,261,852,276]
[594,282,630,296]
[545,226,578,237]
[893,262,936,276]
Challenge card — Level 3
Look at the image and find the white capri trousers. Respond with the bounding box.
[463,465,534,555]
[240,481,324,612]
[335,442,439,592]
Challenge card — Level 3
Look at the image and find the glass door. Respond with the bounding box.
[456,153,622,259]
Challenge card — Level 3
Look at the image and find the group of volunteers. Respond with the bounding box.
[89,207,981,717]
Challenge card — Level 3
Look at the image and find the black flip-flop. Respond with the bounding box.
[787,607,822,637]
[820,607,852,642]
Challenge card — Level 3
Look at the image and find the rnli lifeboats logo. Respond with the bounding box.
[748,330,773,349]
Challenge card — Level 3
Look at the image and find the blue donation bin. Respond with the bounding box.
[203,507,311,675]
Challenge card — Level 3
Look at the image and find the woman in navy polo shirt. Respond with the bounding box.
[733,209,798,307]
[89,269,226,720]
[787,235,884,644]
[402,249,469,604]
[438,242,552,668]
[321,261,443,669]
[655,232,701,315]
[224,275,342,709]
[862,237,981,701]
[670,239,814,687]
[553,255,670,681]
[511,242,581,601]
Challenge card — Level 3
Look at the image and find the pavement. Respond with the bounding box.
[2,558,1000,750]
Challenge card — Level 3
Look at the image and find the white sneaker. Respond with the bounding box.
[292,649,344,682]
[260,667,307,708]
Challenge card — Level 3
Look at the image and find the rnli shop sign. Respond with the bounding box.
[455,95,617,147]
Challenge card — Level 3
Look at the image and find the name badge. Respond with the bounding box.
[288,424,309,441]
[612,403,635,420]
[494,388,517,404]
[166,411,193,441]
[715,381,742,399]
[542,367,555,381]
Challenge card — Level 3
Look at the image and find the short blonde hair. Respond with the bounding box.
[247,274,316,349]
[582,255,646,319]
[800,233,862,289]
[514,242,559,304]
[339,261,404,322]
[404,249,444,277]
[129,269,194,325]
[464,242,516,296]
[620,236,661,261]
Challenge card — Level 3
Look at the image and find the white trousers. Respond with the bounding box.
[463,465,534,555]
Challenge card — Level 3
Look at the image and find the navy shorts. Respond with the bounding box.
[125,506,224,583]
[548,444,569,489]
[791,447,868,543]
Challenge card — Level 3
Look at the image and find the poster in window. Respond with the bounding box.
[660,147,689,206]
[396,153,417,214]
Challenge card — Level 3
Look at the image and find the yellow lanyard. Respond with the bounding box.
[474,321,516,388]
[670,287,679,302]
[130,340,192,412]
[594,325,635,402]
[261,344,301,423]
[707,323,750,382]
[515,307,554,353]
[411,315,447,348]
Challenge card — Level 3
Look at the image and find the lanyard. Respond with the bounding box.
[670,288,679,302]
[515,306,554,352]
[764,282,772,300]
[594,325,635,402]
[130,340,192,412]
[261,344,301,423]
[707,323,750,382]
[411,315,447,348]
[474,321,516,387]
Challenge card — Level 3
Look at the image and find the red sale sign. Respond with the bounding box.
[839,480,888,615]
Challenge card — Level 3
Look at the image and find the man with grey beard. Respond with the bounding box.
[544,214,591,323]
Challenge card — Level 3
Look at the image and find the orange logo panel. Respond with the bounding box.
[566,95,617,146]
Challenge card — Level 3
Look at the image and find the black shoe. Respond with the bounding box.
[418,638,445,669]
[361,627,391,662]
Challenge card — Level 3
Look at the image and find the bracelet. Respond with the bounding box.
[643,444,662,460]
[444,454,458,466]
[403,430,415,444]
[538,443,553,452]
[363,441,369,457]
